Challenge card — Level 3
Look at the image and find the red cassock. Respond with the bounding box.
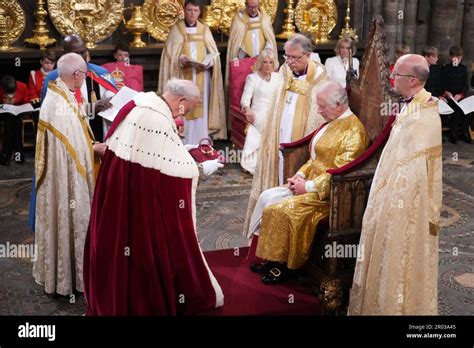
[83,92,223,315]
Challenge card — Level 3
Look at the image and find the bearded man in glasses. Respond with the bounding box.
[243,33,329,237]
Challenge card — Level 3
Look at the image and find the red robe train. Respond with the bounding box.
[83,92,223,315]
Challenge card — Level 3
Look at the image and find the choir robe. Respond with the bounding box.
[33,78,96,295]
[83,92,224,315]
[349,89,442,315]
[251,111,369,269]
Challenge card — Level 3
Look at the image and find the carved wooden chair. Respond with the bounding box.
[228,57,257,149]
[280,17,397,314]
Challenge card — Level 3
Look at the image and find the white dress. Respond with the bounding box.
[324,55,360,88]
[240,72,281,174]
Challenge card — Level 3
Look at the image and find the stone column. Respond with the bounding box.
[402,0,418,52]
[383,0,400,61]
[461,0,474,79]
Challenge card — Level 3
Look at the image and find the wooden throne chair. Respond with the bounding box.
[280,16,397,314]
[228,57,257,149]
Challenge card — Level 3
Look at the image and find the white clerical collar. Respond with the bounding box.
[336,108,353,120]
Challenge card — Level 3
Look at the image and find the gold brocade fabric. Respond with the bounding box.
[180,23,205,120]
[33,78,96,296]
[256,114,369,269]
[225,8,277,89]
[158,20,227,139]
[242,12,266,57]
[348,89,442,315]
[242,61,328,237]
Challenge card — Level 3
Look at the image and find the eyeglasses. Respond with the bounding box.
[283,53,308,62]
[73,70,87,76]
[391,71,418,79]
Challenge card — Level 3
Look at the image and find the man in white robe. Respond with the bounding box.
[33,53,106,295]
[349,54,442,315]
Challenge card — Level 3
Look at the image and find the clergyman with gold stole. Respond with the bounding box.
[33,53,106,296]
[225,0,278,87]
[158,0,226,145]
[242,33,329,236]
[246,81,369,284]
[349,54,442,315]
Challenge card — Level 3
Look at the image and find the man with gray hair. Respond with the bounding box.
[84,78,224,315]
[243,33,329,238]
[247,81,369,284]
[33,52,105,295]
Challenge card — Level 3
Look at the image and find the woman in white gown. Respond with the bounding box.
[324,37,359,88]
[240,49,281,174]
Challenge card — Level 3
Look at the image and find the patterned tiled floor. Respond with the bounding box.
[0,139,472,315]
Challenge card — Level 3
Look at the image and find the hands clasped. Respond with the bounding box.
[287,174,307,195]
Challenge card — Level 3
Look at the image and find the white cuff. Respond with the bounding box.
[305,180,316,193]
[296,172,306,179]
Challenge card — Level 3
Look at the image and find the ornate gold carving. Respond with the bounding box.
[126,5,147,48]
[47,0,124,48]
[276,0,296,40]
[340,0,358,41]
[295,0,338,44]
[0,0,25,51]
[143,0,184,42]
[203,0,278,35]
[25,0,56,49]
[319,279,343,315]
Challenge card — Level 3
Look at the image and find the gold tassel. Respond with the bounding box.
[90,90,97,103]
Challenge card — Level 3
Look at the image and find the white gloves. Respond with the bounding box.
[184,144,199,151]
[201,159,224,176]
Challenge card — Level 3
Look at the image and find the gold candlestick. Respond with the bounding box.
[25,0,56,49]
[277,0,296,40]
[339,0,358,41]
[126,5,147,48]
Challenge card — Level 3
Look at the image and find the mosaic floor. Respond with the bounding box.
[0,139,472,315]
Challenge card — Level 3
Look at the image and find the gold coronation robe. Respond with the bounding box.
[256,113,369,269]
[349,89,442,315]
[33,78,97,295]
[158,20,226,140]
[243,60,328,236]
[225,8,277,88]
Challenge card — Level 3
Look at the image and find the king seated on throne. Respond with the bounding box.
[247,81,369,284]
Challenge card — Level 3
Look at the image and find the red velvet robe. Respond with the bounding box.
[83,92,223,315]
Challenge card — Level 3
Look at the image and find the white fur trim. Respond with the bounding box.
[107,92,199,179]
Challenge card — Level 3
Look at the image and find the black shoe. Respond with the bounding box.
[250,261,278,273]
[449,137,458,144]
[261,266,297,285]
[461,136,472,144]
[0,153,10,166]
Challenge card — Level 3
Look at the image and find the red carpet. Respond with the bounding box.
[201,246,321,316]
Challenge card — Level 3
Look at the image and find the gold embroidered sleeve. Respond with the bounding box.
[311,172,331,201]
[296,158,313,178]
[333,127,369,168]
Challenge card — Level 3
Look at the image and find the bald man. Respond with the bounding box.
[349,54,442,315]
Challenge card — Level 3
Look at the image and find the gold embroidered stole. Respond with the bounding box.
[179,21,206,120]
[36,81,97,189]
[242,12,265,57]
[282,61,325,141]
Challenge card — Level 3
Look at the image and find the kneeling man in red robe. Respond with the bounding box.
[83,78,224,315]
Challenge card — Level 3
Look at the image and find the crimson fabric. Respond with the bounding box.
[102,62,144,92]
[0,81,30,105]
[228,57,257,109]
[87,70,118,93]
[27,70,44,102]
[327,115,396,175]
[201,247,321,316]
[84,151,217,315]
